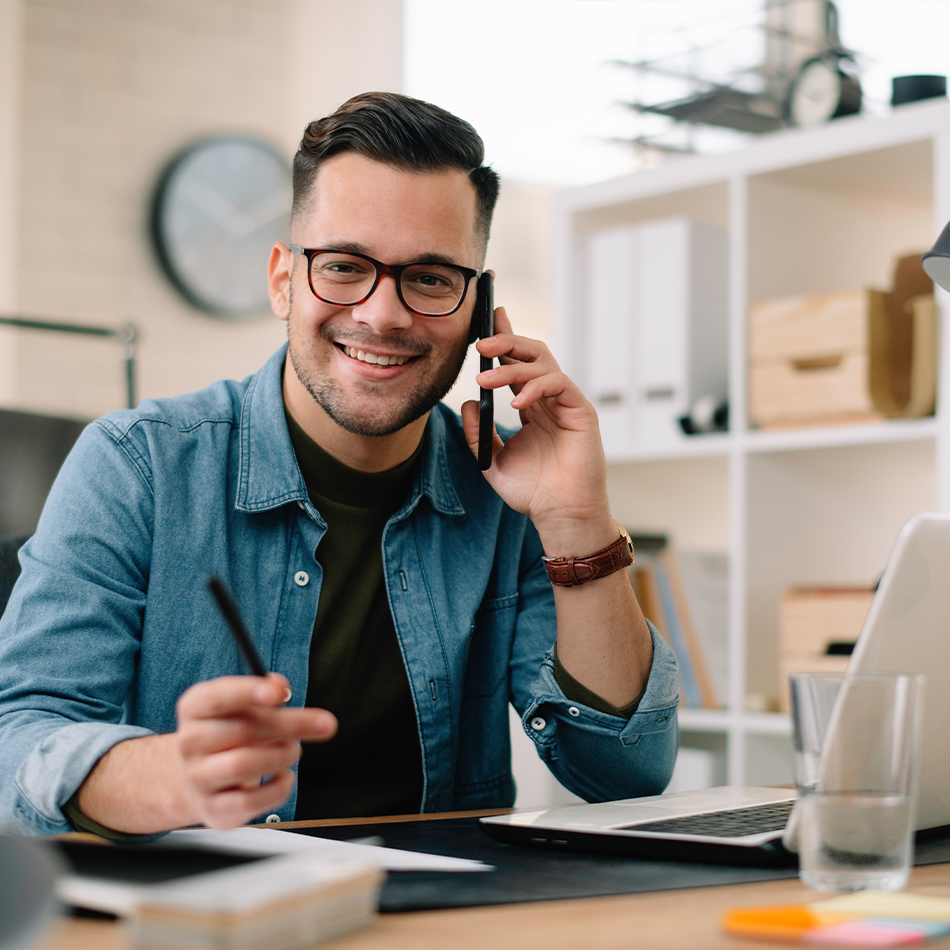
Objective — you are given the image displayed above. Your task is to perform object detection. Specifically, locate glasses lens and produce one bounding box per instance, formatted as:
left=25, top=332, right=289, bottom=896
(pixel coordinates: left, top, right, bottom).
left=309, top=252, right=377, bottom=305
left=400, top=263, right=466, bottom=315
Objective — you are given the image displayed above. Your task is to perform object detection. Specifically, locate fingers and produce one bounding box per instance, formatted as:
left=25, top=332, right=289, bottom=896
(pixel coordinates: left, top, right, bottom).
left=491, top=304, right=514, bottom=336
left=475, top=307, right=560, bottom=371
left=186, top=738, right=303, bottom=792
left=178, top=674, right=335, bottom=734
left=460, top=399, right=505, bottom=464
left=177, top=673, right=285, bottom=719
left=175, top=674, right=338, bottom=828
left=177, top=707, right=332, bottom=759
left=197, top=771, right=298, bottom=831
left=477, top=356, right=592, bottom=416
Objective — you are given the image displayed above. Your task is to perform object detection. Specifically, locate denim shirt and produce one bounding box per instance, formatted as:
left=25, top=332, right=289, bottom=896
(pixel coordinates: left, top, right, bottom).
left=0, top=344, right=679, bottom=836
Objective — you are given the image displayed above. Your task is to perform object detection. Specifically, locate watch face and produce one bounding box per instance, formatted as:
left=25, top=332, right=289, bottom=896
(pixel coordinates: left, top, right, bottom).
left=790, top=59, right=842, bottom=127
left=151, top=135, right=292, bottom=319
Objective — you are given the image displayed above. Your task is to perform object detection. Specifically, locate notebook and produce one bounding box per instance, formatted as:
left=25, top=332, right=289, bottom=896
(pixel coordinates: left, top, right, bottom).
left=481, top=511, right=950, bottom=867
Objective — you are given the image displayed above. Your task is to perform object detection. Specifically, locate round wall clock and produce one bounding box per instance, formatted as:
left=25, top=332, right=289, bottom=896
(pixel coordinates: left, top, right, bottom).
left=787, top=54, right=862, bottom=128
left=151, top=135, right=292, bottom=319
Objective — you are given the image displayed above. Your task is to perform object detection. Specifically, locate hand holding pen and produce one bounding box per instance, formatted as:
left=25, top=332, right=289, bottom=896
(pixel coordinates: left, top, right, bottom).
left=166, top=577, right=337, bottom=829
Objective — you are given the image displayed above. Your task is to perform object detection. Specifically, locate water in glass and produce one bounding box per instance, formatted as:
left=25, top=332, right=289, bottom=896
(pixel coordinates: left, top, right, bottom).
left=798, top=791, right=914, bottom=892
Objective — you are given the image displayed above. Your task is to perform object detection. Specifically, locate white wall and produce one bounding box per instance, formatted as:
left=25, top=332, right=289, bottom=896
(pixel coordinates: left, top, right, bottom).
left=1, top=0, right=402, bottom=420
left=0, top=0, right=23, bottom=402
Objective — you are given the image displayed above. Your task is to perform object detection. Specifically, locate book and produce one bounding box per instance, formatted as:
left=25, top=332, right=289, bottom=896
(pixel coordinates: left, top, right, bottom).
left=661, top=548, right=717, bottom=709
left=628, top=534, right=714, bottom=709
left=125, top=853, right=383, bottom=950
left=675, top=551, right=730, bottom=709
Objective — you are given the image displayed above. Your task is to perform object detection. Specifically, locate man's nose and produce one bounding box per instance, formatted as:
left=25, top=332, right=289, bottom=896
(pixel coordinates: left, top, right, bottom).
left=350, top=274, right=414, bottom=333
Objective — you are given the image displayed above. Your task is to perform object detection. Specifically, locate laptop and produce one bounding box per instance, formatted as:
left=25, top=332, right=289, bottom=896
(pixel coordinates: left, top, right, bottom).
left=481, top=511, right=950, bottom=867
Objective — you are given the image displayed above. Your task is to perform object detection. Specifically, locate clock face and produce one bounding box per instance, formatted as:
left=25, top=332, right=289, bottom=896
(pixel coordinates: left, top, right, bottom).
left=151, top=135, right=292, bottom=319
left=790, top=59, right=842, bottom=128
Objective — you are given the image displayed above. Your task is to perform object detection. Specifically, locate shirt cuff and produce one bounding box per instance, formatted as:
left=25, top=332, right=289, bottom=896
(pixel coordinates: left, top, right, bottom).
left=61, top=791, right=147, bottom=842
left=553, top=643, right=647, bottom=718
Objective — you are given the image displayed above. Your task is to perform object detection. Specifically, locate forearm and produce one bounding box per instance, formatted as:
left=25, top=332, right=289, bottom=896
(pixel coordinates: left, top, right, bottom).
left=76, top=733, right=198, bottom=835
left=537, top=515, right=653, bottom=710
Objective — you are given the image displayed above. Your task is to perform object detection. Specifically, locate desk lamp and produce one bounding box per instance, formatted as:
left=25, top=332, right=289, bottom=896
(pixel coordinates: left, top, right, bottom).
left=922, top=223, right=950, bottom=291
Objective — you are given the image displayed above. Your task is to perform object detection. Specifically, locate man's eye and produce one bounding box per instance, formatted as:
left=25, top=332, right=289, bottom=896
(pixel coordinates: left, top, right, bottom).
left=414, top=273, right=449, bottom=287
left=314, top=259, right=372, bottom=281
left=404, top=267, right=461, bottom=295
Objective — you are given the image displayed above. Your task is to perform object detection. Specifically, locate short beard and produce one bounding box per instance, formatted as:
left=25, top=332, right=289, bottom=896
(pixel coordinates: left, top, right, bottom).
left=286, top=292, right=470, bottom=438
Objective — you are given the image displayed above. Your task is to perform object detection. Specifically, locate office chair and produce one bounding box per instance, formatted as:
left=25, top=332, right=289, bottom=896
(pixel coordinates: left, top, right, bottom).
left=0, top=534, right=29, bottom=620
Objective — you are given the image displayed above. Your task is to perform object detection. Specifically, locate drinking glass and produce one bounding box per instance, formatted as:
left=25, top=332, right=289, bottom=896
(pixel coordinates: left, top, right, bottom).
left=789, top=671, right=925, bottom=892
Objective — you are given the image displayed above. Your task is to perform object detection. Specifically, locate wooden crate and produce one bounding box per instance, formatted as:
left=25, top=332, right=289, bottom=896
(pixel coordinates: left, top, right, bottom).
left=750, top=290, right=869, bottom=363
left=749, top=290, right=882, bottom=428
left=749, top=255, right=936, bottom=429
left=778, top=586, right=874, bottom=712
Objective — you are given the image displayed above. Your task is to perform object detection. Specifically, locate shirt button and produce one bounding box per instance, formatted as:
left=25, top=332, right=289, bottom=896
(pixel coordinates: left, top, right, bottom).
left=283, top=686, right=293, bottom=703
left=531, top=716, right=546, bottom=731
left=265, top=814, right=281, bottom=824
left=297, top=501, right=305, bottom=510
left=568, top=706, right=580, bottom=718
left=294, top=571, right=309, bottom=587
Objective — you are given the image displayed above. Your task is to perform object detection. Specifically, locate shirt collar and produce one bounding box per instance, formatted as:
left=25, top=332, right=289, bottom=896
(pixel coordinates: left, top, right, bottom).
left=236, top=344, right=465, bottom=517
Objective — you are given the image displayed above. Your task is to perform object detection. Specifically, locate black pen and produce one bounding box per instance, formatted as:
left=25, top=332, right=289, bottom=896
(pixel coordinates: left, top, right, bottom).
left=207, top=575, right=268, bottom=677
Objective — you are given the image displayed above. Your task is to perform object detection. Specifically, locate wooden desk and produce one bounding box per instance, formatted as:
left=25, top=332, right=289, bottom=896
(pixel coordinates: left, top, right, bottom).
left=38, top=811, right=950, bottom=950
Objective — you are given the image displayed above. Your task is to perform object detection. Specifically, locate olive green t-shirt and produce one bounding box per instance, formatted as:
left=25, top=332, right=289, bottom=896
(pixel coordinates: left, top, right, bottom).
left=286, top=411, right=424, bottom=819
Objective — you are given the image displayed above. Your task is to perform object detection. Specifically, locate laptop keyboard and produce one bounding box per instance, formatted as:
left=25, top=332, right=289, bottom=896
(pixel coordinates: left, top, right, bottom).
left=619, top=800, right=795, bottom=838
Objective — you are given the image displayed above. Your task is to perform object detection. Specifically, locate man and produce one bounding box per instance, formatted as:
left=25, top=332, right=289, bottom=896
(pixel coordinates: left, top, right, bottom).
left=0, top=93, right=678, bottom=837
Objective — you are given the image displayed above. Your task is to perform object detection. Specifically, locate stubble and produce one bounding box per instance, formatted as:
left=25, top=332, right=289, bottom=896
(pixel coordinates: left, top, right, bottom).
left=286, top=290, right=471, bottom=438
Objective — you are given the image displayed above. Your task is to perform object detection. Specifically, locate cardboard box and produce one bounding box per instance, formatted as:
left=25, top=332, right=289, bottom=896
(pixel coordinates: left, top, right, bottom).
left=778, top=586, right=874, bottom=713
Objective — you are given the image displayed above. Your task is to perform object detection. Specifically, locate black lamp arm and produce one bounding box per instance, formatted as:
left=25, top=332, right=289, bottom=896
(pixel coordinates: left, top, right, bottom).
left=0, top=316, right=138, bottom=409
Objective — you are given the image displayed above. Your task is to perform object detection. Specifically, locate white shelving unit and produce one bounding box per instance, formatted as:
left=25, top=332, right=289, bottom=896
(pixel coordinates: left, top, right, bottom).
left=551, top=97, right=950, bottom=788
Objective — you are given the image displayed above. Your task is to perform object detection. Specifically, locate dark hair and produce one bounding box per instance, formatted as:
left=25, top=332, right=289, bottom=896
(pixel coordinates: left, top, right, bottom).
left=293, top=92, right=500, bottom=256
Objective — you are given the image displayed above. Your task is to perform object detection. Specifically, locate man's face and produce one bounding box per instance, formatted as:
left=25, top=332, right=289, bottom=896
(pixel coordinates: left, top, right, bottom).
left=277, top=152, right=480, bottom=439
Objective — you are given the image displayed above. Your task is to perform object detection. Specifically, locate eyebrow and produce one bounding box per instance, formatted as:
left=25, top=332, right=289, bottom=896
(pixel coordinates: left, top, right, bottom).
left=318, top=241, right=468, bottom=268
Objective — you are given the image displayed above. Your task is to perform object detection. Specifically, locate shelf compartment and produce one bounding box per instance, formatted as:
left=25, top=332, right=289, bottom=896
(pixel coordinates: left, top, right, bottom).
left=746, top=141, right=935, bottom=307
left=608, top=454, right=729, bottom=554
left=745, top=439, right=936, bottom=706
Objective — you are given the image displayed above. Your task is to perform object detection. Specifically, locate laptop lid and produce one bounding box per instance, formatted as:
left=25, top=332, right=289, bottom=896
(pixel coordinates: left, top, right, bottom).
left=847, top=511, right=950, bottom=830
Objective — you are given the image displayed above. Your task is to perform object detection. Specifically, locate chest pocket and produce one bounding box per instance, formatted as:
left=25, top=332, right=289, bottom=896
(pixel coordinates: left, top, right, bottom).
left=462, top=593, right=518, bottom=698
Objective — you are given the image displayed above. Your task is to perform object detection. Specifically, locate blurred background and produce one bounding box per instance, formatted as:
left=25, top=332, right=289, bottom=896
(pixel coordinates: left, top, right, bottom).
left=2, top=0, right=949, bottom=805
left=2, top=0, right=949, bottom=523
left=3, top=0, right=949, bottom=424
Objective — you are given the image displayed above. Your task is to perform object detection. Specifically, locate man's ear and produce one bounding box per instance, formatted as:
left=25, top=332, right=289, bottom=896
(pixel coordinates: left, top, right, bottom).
left=268, top=242, right=293, bottom=321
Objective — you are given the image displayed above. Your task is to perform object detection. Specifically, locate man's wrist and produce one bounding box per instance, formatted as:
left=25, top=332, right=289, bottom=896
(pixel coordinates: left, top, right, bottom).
left=534, top=511, right=618, bottom=558
left=542, top=520, right=633, bottom=587
left=76, top=733, right=198, bottom=835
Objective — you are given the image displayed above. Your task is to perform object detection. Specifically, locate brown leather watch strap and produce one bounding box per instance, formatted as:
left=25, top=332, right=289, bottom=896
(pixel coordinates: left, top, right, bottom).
left=542, top=522, right=634, bottom=587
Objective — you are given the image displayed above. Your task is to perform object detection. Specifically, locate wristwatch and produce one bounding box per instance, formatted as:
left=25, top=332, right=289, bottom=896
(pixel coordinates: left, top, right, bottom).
left=542, top=521, right=634, bottom=587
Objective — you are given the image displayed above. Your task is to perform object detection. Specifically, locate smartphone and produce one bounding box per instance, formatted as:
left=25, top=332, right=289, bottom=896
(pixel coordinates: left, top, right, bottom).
left=475, top=272, right=494, bottom=470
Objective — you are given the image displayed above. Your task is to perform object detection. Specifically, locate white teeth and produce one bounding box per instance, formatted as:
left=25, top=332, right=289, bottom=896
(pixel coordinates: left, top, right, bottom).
left=343, top=346, right=410, bottom=366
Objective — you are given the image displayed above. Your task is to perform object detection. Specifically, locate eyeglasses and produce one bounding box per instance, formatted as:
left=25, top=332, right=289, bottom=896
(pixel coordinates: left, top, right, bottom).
left=289, top=246, right=481, bottom=317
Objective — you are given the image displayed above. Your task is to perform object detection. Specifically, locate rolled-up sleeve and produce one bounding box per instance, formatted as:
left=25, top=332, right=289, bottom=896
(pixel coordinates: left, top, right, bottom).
left=521, top=622, right=679, bottom=802
left=508, top=520, right=680, bottom=802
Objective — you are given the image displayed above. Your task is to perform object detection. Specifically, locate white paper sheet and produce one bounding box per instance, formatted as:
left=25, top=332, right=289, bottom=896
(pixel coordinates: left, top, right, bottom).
left=164, top=826, right=493, bottom=871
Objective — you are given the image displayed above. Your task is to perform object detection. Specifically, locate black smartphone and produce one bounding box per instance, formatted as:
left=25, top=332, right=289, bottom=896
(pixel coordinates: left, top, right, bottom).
left=475, top=272, right=494, bottom=470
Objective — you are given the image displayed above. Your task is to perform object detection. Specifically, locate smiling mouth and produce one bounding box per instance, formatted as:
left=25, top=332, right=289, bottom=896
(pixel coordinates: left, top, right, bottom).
left=341, top=345, right=416, bottom=367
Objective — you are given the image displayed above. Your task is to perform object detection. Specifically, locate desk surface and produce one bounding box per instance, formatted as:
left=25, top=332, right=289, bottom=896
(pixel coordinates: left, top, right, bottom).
left=38, top=811, right=950, bottom=950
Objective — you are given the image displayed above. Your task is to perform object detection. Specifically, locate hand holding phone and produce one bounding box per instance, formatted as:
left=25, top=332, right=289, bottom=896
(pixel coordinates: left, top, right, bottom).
left=476, top=273, right=494, bottom=470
